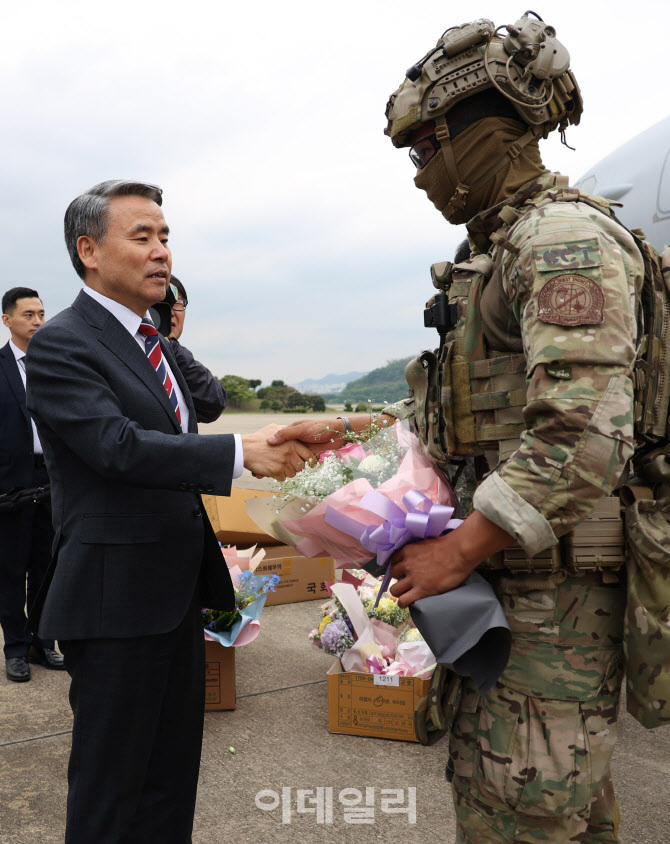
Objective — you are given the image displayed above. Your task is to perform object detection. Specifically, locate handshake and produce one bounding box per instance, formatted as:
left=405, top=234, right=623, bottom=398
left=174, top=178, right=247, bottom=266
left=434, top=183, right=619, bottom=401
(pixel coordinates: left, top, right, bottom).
left=241, top=415, right=394, bottom=482
left=241, top=423, right=323, bottom=482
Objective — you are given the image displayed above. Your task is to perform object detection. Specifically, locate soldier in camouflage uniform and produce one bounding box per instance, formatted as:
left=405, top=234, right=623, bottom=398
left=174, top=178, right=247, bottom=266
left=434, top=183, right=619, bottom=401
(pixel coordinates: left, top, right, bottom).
left=270, top=12, right=663, bottom=843
left=376, top=15, right=640, bottom=842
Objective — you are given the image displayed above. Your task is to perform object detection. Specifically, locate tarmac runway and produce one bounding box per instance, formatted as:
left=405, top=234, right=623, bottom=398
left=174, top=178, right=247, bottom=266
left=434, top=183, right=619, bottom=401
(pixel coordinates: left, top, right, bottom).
left=0, top=413, right=667, bottom=842
left=1, top=600, right=668, bottom=843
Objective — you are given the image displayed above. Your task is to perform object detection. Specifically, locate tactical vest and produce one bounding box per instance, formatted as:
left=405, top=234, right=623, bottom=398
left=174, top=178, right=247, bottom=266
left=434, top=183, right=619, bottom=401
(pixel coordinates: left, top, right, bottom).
left=405, top=186, right=670, bottom=575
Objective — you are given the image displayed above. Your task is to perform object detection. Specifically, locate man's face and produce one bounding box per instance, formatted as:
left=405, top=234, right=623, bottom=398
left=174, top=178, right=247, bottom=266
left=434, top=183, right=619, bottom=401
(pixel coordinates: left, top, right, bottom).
left=79, top=195, right=172, bottom=316
left=2, top=297, right=45, bottom=349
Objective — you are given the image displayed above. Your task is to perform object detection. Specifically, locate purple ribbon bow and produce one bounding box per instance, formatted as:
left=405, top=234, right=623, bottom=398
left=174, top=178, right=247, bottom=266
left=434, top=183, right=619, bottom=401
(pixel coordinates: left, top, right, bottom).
left=325, top=490, right=462, bottom=606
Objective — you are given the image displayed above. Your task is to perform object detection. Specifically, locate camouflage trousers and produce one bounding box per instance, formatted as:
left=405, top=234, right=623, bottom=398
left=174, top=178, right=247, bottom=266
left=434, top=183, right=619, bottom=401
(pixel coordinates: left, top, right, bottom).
left=450, top=571, right=626, bottom=843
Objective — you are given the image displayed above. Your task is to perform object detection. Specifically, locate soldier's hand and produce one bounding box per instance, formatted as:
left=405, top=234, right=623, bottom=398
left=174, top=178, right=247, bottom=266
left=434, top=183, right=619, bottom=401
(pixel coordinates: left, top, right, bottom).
left=388, top=534, right=475, bottom=608
left=388, top=511, right=515, bottom=608
left=267, top=414, right=396, bottom=454
left=242, top=425, right=316, bottom=481
left=266, top=418, right=348, bottom=455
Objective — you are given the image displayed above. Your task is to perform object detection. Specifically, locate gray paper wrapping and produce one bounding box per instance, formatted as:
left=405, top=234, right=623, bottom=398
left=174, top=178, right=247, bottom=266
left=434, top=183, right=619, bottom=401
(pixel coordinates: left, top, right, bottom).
left=408, top=572, right=511, bottom=696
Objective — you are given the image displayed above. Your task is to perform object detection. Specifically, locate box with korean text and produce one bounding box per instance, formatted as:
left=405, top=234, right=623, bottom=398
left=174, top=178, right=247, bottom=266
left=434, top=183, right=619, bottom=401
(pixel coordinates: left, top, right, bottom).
left=326, top=660, right=429, bottom=742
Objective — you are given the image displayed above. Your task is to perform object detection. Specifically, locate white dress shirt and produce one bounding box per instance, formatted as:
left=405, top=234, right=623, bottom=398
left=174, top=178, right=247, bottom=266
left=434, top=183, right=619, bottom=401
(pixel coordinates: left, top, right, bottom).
left=82, top=287, right=242, bottom=477
left=9, top=339, right=43, bottom=455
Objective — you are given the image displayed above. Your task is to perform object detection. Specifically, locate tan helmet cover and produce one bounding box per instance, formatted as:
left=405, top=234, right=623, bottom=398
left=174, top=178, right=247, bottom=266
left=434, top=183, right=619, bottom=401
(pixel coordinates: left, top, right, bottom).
left=385, top=12, right=582, bottom=148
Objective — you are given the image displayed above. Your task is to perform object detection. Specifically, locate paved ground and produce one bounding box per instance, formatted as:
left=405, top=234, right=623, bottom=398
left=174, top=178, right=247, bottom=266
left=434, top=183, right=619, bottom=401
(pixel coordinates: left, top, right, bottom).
left=0, top=413, right=666, bottom=842
left=1, top=598, right=668, bottom=843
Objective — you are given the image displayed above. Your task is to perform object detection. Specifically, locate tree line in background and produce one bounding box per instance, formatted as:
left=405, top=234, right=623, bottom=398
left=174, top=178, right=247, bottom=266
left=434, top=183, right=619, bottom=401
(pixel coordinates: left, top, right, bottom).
left=217, top=356, right=413, bottom=412
left=218, top=376, right=326, bottom=412
left=322, top=357, right=413, bottom=404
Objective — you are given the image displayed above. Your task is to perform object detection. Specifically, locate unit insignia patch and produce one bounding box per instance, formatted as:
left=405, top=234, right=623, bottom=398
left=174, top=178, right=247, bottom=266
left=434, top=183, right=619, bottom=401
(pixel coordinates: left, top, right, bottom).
left=537, top=273, right=605, bottom=326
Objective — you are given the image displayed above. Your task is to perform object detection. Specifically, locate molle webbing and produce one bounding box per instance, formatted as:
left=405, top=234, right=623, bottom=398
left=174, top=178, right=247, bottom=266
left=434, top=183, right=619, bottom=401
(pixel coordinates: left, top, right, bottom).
left=467, top=354, right=527, bottom=445
left=406, top=256, right=529, bottom=461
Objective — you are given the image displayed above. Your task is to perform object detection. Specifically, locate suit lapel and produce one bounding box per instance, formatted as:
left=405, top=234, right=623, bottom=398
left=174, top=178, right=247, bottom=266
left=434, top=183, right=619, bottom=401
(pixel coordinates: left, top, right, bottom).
left=72, top=292, right=183, bottom=434
left=0, top=342, right=30, bottom=426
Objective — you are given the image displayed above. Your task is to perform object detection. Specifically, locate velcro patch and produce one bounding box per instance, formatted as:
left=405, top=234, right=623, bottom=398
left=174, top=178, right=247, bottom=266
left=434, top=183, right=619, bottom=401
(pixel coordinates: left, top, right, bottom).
left=537, top=274, right=605, bottom=326
left=533, top=239, right=602, bottom=272
left=546, top=362, right=572, bottom=380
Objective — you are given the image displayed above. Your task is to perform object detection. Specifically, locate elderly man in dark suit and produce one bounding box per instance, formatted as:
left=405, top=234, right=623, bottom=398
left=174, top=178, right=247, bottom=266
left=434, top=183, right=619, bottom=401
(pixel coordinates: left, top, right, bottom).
left=26, top=180, right=315, bottom=844
left=0, top=287, right=64, bottom=681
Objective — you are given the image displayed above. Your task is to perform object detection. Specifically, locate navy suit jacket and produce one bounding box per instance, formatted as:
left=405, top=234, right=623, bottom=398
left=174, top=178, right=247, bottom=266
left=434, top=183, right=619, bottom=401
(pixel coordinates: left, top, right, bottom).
left=0, top=341, right=34, bottom=494
left=25, top=290, right=236, bottom=641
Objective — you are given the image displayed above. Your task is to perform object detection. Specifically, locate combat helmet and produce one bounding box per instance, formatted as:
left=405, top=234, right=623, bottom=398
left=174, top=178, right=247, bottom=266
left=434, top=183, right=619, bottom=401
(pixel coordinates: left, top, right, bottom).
left=385, top=11, right=582, bottom=216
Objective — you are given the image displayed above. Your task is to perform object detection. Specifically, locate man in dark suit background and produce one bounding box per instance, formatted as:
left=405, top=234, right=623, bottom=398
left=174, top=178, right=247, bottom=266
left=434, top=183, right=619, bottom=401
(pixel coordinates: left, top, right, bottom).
left=0, top=287, right=64, bottom=681
left=26, top=179, right=315, bottom=844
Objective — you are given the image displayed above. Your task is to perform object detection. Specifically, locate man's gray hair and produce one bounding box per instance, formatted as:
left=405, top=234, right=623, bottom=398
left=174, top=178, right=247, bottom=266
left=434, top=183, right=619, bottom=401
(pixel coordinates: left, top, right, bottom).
left=64, top=180, right=163, bottom=280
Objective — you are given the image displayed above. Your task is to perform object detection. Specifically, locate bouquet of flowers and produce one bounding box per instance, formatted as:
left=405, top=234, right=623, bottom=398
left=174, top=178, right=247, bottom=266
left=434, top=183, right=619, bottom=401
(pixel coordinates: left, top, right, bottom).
left=247, top=420, right=513, bottom=696
left=248, top=420, right=462, bottom=601
left=309, top=570, right=436, bottom=678
left=202, top=546, right=279, bottom=647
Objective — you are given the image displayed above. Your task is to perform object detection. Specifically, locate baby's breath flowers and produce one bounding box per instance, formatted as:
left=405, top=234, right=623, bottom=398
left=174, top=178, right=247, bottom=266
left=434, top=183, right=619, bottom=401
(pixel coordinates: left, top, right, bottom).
left=272, top=415, right=404, bottom=509
left=273, top=454, right=349, bottom=510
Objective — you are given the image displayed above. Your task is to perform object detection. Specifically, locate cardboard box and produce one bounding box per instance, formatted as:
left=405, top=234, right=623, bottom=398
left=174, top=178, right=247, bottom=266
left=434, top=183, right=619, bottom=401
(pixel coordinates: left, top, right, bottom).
left=204, top=639, right=236, bottom=711
left=327, top=661, right=430, bottom=742
left=254, top=545, right=334, bottom=606
left=202, top=488, right=282, bottom=546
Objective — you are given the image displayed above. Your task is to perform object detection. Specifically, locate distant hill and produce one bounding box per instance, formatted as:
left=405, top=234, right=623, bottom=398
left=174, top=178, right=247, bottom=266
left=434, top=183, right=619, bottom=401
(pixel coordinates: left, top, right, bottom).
left=292, top=371, right=368, bottom=395
left=337, top=357, right=414, bottom=404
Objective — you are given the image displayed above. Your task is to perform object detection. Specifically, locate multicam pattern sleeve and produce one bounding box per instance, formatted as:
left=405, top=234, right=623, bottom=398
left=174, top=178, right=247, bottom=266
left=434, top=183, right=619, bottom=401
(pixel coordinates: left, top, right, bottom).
left=473, top=197, right=645, bottom=555
left=381, top=396, right=415, bottom=421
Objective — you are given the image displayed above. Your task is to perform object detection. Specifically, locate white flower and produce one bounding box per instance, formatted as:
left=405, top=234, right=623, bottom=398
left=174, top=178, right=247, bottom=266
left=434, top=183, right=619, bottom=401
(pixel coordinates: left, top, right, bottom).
left=358, top=454, right=384, bottom=473
left=357, top=585, right=377, bottom=604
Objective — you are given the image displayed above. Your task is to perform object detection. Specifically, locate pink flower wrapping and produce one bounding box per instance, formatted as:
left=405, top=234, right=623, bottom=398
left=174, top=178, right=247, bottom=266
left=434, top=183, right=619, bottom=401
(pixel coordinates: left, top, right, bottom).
left=282, top=424, right=457, bottom=569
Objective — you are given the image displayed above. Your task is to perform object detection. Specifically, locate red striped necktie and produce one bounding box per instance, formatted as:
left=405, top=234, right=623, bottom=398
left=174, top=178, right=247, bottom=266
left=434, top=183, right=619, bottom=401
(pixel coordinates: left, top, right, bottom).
left=137, top=318, right=182, bottom=425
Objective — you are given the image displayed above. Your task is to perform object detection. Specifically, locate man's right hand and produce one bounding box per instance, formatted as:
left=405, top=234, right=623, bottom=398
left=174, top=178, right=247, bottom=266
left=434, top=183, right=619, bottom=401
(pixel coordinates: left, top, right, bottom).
left=242, top=424, right=317, bottom=481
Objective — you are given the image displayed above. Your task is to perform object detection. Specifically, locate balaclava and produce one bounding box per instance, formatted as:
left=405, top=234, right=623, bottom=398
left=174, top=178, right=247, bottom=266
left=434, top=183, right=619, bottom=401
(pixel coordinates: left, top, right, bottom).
left=414, top=116, right=548, bottom=225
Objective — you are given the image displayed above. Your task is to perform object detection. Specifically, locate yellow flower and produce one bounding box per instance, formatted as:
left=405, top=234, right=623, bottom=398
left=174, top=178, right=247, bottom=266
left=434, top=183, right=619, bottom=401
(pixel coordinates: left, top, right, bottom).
left=319, top=616, right=333, bottom=635
left=377, top=598, right=396, bottom=613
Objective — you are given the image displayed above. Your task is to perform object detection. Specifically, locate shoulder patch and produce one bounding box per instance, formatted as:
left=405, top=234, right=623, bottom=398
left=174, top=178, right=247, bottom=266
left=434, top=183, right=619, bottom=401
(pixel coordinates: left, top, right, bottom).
left=533, top=238, right=602, bottom=272
left=537, top=274, right=605, bottom=326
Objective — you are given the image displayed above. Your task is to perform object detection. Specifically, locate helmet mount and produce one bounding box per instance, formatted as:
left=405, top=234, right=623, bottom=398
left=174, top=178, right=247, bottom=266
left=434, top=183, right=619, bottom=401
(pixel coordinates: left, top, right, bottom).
left=385, top=11, right=582, bottom=221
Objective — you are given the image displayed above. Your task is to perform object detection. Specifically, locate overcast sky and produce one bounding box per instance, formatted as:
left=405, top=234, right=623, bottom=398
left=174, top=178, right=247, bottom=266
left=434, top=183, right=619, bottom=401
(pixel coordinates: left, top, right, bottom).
left=1, top=1, right=668, bottom=385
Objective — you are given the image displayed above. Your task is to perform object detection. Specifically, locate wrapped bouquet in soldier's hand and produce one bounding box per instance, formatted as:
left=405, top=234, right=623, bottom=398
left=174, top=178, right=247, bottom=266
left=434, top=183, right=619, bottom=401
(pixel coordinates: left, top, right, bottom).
left=247, top=419, right=511, bottom=695
left=247, top=420, right=462, bottom=585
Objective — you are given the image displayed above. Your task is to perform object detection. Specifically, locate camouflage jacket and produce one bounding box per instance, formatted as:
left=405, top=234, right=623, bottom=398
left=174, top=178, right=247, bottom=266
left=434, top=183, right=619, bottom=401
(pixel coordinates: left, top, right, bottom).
left=390, top=172, right=645, bottom=556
